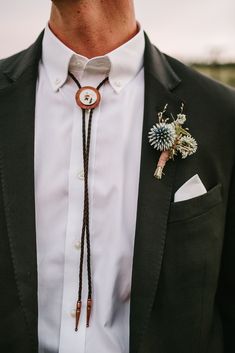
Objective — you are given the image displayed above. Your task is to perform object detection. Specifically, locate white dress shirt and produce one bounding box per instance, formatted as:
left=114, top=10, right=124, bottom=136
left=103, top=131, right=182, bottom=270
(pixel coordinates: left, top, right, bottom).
left=35, top=25, right=145, bottom=353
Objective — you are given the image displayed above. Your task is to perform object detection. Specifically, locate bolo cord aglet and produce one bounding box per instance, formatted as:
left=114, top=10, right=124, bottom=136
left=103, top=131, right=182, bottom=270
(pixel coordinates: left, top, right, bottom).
left=86, top=298, right=92, bottom=327
left=75, top=300, right=82, bottom=331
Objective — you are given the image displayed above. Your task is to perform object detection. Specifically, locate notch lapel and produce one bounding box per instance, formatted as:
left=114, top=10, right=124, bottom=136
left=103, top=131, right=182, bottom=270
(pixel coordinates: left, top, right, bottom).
left=130, top=35, right=183, bottom=353
left=0, top=33, right=43, bottom=346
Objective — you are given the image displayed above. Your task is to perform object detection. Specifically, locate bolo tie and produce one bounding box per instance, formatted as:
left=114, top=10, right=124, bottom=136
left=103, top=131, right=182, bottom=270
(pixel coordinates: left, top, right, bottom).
left=68, top=72, right=109, bottom=331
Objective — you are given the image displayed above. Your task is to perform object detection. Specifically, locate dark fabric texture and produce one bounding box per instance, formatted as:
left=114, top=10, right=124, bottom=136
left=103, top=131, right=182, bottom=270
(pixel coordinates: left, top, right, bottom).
left=0, top=31, right=235, bottom=353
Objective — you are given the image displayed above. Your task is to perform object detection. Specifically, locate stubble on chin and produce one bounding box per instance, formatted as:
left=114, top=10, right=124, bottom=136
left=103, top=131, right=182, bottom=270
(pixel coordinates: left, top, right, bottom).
left=51, top=0, right=83, bottom=3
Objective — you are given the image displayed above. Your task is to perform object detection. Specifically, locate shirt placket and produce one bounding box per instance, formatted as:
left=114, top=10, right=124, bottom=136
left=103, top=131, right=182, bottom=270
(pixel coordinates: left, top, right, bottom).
left=58, top=84, right=86, bottom=352
left=58, top=70, right=103, bottom=353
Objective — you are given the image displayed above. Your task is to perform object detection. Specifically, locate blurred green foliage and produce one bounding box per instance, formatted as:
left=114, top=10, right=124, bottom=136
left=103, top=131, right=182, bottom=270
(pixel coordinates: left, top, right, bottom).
left=191, top=63, right=235, bottom=88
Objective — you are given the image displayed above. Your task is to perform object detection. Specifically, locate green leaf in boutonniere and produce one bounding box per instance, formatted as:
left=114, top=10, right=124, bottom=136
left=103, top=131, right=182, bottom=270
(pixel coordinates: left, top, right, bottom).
left=148, top=103, right=198, bottom=179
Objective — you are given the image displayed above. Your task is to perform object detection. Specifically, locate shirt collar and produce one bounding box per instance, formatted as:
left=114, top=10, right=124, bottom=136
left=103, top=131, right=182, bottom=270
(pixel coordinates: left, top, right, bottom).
left=42, top=24, right=145, bottom=93
left=107, top=24, right=145, bottom=93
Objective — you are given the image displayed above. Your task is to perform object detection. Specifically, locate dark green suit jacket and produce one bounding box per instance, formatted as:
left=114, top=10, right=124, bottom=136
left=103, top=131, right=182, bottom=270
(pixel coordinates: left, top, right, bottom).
left=0, top=31, right=235, bottom=353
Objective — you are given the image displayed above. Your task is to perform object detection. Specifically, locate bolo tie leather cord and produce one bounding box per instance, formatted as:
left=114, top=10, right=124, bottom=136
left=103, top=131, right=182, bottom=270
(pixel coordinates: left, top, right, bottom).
left=68, top=72, right=109, bottom=331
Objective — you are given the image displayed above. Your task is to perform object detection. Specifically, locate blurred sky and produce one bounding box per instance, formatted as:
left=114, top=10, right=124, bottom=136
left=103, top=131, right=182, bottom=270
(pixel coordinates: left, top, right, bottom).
left=1, top=0, right=235, bottom=62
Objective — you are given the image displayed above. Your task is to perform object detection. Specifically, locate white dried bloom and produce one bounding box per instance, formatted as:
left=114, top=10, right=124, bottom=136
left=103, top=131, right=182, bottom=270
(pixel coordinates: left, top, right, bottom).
left=176, top=135, right=198, bottom=159
left=175, top=114, right=186, bottom=125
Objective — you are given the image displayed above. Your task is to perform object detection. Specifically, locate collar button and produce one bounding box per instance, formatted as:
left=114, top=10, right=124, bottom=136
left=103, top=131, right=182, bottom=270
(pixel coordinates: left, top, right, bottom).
left=115, top=81, right=122, bottom=88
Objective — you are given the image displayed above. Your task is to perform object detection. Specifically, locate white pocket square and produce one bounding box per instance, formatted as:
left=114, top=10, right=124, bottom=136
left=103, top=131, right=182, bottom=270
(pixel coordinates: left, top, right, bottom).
left=174, top=174, right=207, bottom=202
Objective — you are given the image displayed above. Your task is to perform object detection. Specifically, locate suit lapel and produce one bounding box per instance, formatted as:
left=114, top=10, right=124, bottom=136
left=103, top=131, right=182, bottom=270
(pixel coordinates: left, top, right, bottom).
left=130, top=35, right=182, bottom=353
left=0, top=33, right=43, bottom=345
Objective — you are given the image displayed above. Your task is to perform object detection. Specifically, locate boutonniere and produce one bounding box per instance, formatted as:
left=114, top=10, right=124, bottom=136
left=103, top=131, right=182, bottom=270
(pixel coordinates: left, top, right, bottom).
left=148, top=103, right=198, bottom=179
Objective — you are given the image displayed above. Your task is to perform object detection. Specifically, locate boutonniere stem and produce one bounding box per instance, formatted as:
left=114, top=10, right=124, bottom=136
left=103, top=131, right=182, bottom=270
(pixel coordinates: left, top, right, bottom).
left=154, top=150, right=170, bottom=179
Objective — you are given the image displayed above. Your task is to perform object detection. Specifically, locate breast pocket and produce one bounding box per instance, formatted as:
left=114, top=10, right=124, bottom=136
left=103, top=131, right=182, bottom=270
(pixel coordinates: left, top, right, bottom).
left=168, top=183, right=223, bottom=223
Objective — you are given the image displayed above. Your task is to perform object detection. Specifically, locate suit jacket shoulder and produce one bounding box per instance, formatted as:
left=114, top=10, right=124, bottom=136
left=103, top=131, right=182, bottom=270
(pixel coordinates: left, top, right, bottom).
left=0, top=31, right=44, bottom=89
left=166, top=53, right=235, bottom=116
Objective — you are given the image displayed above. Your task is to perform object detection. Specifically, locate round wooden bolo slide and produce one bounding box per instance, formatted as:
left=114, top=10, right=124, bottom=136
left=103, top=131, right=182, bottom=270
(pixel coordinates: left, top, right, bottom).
left=76, top=86, right=101, bottom=110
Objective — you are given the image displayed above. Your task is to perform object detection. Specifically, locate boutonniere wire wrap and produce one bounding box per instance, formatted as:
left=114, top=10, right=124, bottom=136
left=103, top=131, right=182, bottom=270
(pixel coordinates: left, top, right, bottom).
left=148, top=103, right=198, bottom=179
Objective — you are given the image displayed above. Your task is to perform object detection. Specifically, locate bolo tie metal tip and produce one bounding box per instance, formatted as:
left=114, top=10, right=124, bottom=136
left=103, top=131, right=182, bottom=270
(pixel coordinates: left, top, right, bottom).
left=75, top=300, right=82, bottom=332
left=86, top=298, right=92, bottom=327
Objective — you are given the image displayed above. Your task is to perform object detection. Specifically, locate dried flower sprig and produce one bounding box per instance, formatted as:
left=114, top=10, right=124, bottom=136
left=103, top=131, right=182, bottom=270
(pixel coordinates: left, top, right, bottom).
left=148, top=103, right=198, bottom=179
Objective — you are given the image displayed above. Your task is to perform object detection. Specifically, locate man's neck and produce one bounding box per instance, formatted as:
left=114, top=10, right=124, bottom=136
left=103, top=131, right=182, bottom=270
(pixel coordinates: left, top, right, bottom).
left=49, top=0, right=138, bottom=58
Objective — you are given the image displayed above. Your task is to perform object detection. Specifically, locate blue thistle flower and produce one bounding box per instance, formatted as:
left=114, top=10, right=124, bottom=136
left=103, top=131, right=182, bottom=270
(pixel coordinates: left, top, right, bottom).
left=148, top=122, right=176, bottom=151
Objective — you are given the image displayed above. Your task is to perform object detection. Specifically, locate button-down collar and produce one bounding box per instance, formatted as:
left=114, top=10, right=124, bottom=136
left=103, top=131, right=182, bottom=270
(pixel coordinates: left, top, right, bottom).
left=42, top=24, right=145, bottom=93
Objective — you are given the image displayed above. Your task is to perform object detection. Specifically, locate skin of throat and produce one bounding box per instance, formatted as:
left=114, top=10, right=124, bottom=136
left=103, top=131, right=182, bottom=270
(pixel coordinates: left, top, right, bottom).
left=49, top=0, right=138, bottom=58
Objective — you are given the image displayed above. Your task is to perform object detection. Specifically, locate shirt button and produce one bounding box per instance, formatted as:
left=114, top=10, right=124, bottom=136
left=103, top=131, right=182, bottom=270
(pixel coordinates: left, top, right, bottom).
left=70, top=309, right=76, bottom=318
left=55, top=78, right=61, bottom=85
left=77, top=170, right=84, bottom=180
left=74, top=240, right=81, bottom=250
left=76, top=60, right=83, bottom=68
